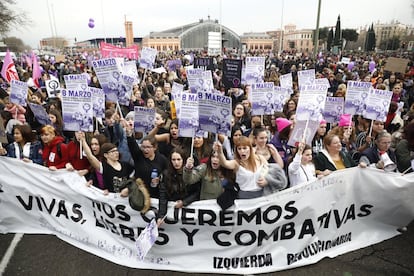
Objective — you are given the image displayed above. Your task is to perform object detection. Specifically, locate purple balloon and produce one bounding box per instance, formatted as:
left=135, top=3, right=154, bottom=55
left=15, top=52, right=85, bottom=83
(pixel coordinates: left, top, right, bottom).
left=347, top=61, right=354, bottom=71
left=88, top=22, right=95, bottom=28
left=369, top=61, right=376, bottom=73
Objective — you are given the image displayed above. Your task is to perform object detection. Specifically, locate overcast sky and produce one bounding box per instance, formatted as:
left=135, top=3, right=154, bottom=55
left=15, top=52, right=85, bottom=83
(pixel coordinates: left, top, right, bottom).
left=9, top=0, right=414, bottom=48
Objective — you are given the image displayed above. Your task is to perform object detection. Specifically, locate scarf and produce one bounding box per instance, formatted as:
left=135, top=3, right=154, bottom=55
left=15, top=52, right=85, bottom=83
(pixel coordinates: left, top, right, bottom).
left=14, top=142, right=31, bottom=159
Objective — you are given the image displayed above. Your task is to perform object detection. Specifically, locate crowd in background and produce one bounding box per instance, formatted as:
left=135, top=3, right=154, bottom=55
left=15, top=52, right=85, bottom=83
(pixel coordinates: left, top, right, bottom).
left=0, top=48, right=413, bottom=215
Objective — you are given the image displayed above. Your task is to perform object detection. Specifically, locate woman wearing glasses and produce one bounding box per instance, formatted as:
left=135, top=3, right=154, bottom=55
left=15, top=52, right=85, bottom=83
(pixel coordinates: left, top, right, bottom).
left=126, top=133, right=168, bottom=199
left=81, top=138, right=134, bottom=195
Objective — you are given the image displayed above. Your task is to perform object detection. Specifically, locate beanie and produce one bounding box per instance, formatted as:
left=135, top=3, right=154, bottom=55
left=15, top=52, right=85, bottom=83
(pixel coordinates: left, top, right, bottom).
left=125, top=111, right=134, bottom=120
left=275, top=118, right=292, bottom=132
left=338, top=114, right=352, bottom=127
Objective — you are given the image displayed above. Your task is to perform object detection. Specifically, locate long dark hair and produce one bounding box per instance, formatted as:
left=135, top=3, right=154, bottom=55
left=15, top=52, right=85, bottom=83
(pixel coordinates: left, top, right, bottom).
left=230, top=124, right=243, bottom=150
left=14, top=124, right=36, bottom=143
left=205, top=149, right=235, bottom=184
left=165, top=148, right=187, bottom=196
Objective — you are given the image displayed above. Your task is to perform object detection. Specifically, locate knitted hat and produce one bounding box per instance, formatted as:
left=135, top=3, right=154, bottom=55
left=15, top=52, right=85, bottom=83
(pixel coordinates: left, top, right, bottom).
left=320, top=119, right=327, bottom=125
left=125, top=111, right=134, bottom=120
left=338, top=114, right=352, bottom=127
left=275, top=118, right=292, bottom=132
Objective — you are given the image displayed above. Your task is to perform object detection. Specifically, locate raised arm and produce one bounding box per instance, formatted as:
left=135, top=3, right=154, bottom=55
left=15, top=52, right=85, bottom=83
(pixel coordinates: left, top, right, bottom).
left=81, top=136, right=101, bottom=171
left=213, top=141, right=238, bottom=170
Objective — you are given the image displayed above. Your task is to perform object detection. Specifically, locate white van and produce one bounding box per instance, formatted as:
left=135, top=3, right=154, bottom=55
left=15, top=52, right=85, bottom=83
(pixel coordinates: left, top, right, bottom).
left=0, top=52, right=17, bottom=61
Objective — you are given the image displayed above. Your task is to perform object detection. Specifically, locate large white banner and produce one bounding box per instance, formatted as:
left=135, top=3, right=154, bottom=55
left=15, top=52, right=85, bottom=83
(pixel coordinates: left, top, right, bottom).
left=0, top=157, right=413, bottom=274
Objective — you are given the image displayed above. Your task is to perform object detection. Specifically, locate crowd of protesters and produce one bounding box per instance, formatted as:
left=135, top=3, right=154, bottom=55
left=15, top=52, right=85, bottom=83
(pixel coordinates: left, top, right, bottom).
left=0, top=48, right=414, bottom=217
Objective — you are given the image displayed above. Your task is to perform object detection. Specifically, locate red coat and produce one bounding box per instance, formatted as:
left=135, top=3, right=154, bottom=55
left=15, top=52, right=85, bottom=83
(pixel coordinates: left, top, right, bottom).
left=67, top=141, right=90, bottom=170
left=42, top=136, right=68, bottom=169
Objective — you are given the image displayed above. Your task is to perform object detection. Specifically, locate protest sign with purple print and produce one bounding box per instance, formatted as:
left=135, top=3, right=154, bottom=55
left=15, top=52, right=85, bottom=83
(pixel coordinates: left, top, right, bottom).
left=171, top=82, right=184, bottom=118
left=10, top=80, right=28, bottom=106
left=288, top=120, right=319, bottom=147
left=61, top=89, right=93, bottom=132
left=186, top=68, right=204, bottom=93
left=92, top=58, right=125, bottom=103
left=296, top=84, right=328, bottom=122
left=273, top=86, right=291, bottom=113
left=89, top=87, right=105, bottom=118
left=28, top=103, right=51, bottom=126
left=135, top=219, right=159, bottom=261
left=167, top=59, right=182, bottom=72
left=250, top=82, right=275, bottom=115
left=323, top=96, right=345, bottom=123
left=123, top=60, right=140, bottom=84
left=245, top=57, right=265, bottom=85
left=139, top=47, right=157, bottom=70
left=63, top=74, right=89, bottom=90
left=298, top=69, right=316, bottom=91
left=118, top=74, right=134, bottom=106
left=178, top=92, right=199, bottom=137
left=363, top=88, right=393, bottom=122
left=344, top=81, right=372, bottom=115
left=133, top=106, right=155, bottom=134
left=198, top=92, right=232, bottom=136
left=279, top=72, right=293, bottom=94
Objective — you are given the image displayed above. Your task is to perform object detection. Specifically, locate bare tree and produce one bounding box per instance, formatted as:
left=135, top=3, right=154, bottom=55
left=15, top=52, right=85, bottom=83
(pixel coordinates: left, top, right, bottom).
left=0, top=0, right=30, bottom=36
left=412, top=0, right=414, bottom=16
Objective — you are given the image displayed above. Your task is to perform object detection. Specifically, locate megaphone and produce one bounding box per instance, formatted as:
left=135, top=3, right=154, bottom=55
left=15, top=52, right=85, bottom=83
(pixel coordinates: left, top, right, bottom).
left=380, top=152, right=397, bottom=172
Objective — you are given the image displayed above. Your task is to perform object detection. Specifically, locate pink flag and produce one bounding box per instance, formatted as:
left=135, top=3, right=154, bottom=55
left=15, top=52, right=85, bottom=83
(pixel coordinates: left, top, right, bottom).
left=1, top=50, right=19, bottom=83
left=25, top=54, right=32, bottom=69
left=32, top=53, right=42, bottom=88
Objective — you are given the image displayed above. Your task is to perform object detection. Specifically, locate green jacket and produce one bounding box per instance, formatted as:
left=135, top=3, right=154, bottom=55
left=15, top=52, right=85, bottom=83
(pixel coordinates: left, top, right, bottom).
left=183, top=164, right=224, bottom=200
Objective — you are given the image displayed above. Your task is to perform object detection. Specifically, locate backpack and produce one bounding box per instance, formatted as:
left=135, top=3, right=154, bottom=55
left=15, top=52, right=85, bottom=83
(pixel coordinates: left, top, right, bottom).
left=56, top=142, right=62, bottom=158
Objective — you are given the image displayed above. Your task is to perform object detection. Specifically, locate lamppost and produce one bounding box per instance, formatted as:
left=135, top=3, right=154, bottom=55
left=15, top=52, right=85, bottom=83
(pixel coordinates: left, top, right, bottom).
left=313, top=0, right=322, bottom=58
left=279, top=0, right=284, bottom=55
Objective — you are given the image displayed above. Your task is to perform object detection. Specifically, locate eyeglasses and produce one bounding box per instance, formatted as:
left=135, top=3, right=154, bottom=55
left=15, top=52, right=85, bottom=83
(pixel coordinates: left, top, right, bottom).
left=141, top=145, right=154, bottom=149
left=107, top=149, right=119, bottom=154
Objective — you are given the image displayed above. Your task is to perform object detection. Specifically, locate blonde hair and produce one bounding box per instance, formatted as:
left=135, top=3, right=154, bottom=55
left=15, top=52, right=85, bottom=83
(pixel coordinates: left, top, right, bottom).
left=40, top=125, right=57, bottom=136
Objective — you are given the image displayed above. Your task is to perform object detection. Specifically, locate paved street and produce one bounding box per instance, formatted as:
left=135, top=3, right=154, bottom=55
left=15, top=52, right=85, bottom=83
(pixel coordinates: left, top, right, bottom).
left=1, top=221, right=413, bottom=276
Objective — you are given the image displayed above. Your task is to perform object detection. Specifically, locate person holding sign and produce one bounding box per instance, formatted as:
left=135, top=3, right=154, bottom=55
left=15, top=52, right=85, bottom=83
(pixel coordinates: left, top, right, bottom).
left=158, top=148, right=200, bottom=220
left=3, top=96, right=26, bottom=124
left=0, top=124, right=43, bottom=165
left=288, top=142, right=317, bottom=187
left=40, top=125, right=69, bottom=170
left=65, top=131, right=91, bottom=175
left=356, top=120, right=385, bottom=153
left=183, top=149, right=235, bottom=200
